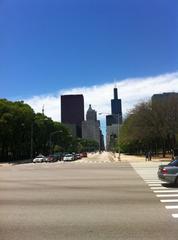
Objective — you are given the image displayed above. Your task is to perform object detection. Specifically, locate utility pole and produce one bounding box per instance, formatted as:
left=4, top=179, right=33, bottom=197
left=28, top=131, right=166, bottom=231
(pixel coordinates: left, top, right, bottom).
left=30, top=122, right=33, bottom=159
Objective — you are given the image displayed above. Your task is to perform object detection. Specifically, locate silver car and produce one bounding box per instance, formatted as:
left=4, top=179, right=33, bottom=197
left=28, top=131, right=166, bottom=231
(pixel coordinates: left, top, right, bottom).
left=33, top=154, right=46, bottom=163
left=63, top=154, right=74, bottom=161
left=157, top=157, right=178, bottom=185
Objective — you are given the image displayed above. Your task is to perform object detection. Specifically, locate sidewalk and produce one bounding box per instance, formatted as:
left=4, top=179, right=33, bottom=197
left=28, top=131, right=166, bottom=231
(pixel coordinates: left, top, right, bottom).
left=112, top=153, right=171, bottom=163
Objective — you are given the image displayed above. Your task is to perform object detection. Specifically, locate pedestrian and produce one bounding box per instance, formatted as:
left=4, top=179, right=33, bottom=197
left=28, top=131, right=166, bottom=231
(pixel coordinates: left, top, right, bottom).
left=145, top=152, right=149, bottom=161
left=170, top=149, right=174, bottom=160
left=148, top=151, right=152, bottom=161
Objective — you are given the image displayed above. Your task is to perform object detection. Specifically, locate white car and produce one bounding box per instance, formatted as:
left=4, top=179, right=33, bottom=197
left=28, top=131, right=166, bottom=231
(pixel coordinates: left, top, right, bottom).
left=63, top=154, right=74, bottom=161
left=33, top=154, right=46, bottom=163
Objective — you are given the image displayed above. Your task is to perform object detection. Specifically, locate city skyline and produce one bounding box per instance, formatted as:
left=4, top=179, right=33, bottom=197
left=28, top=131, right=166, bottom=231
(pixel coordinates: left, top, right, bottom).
left=1, top=0, right=177, bottom=134
left=25, top=71, right=178, bottom=121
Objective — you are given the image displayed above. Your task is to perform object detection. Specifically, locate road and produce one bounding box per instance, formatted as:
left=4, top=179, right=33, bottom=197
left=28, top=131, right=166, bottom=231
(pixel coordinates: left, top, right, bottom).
left=0, top=152, right=178, bottom=240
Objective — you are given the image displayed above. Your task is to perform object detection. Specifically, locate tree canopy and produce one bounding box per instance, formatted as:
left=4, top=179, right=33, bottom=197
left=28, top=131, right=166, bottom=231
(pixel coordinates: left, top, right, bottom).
left=119, top=95, right=178, bottom=156
left=0, top=99, right=100, bottom=162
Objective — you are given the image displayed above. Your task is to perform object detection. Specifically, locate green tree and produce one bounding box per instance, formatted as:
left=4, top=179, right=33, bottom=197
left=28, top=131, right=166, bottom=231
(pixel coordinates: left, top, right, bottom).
left=119, top=97, right=178, bottom=156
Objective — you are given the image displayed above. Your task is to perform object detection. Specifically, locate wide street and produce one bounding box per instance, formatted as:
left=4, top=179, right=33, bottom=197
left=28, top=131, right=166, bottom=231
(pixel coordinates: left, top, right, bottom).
left=0, top=152, right=178, bottom=240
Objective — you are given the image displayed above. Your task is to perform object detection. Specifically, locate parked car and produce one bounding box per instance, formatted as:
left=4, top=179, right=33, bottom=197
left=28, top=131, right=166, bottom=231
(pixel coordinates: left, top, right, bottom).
left=46, top=155, right=58, bottom=162
left=33, top=154, right=46, bottom=163
left=53, top=152, right=63, bottom=161
left=75, top=153, right=82, bottom=159
left=158, top=157, right=178, bottom=185
left=80, top=152, right=87, bottom=158
left=63, top=154, right=74, bottom=161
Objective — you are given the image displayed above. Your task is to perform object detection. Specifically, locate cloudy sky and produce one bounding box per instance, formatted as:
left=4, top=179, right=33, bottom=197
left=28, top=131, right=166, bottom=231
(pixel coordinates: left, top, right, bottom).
left=1, top=0, right=178, bottom=133
left=25, top=71, right=178, bottom=127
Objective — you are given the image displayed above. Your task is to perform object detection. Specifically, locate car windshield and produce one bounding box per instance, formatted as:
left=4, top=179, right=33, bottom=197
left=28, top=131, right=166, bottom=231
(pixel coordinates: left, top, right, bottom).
left=168, top=159, right=178, bottom=166
left=36, top=154, right=45, bottom=158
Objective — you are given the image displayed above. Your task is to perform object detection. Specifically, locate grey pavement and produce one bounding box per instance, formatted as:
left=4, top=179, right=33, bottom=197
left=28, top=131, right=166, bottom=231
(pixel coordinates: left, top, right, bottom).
left=0, top=153, right=178, bottom=240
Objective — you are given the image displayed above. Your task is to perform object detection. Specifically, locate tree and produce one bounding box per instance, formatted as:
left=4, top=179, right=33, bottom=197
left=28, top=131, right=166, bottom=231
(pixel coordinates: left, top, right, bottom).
left=119, top=96, right=178, bottom=156
left=0, top=99, right=34, bottom=161
left=0, top=99, right=72, bottom=161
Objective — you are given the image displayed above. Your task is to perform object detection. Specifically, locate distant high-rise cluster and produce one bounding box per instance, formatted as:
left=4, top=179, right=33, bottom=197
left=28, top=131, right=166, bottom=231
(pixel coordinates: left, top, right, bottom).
left=106, top=87, right=122, bottom=150
left=61, top=95, right=104, bottom=150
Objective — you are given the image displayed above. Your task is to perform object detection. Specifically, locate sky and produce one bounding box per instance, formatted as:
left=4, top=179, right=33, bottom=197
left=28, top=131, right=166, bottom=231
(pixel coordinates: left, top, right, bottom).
left=1, top=0, right=178, bottom=134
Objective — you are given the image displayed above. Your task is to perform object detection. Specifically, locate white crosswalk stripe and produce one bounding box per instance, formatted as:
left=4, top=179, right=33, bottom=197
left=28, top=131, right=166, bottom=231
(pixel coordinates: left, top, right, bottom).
left=148, top=184, right=162, bottom=186
left=161, top=199, right=178, bottom=203
left=165, top=206, right=178, bottom=209
left=157, top=194, right=178, bottom=197
left=154, top=190, right=178, bottom=193
left=130, top=161, right=178, bottom=220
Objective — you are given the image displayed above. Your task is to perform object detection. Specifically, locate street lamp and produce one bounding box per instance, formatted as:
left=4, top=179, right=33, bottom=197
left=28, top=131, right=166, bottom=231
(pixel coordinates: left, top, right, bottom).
left=49, top=130, right=63, bottom=154
left=99, top=112, right=121, bottom=160
left=30, top=122, right=33, bottom=159
left=30, top=117, right=48, bottom=159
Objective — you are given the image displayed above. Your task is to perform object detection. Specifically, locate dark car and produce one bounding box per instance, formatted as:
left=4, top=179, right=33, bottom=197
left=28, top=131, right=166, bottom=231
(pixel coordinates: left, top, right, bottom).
left=53, top=152, right=63, bottom=161
left=75, top=153, right=82, bottom=159
left=158, top=157, right=178, bottom=185
left=46, top=155, right=58, bottom=162
left=80, top=152, right=87, bottom=158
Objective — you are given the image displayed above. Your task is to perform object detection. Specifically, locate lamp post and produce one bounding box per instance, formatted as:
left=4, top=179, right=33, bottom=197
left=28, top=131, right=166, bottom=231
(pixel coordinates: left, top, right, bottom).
left=49, top=130, right=63, bottom=154
left=99, top=112, right=121, bottom=160
left=30, top=122, right=33, bottom=159
left=30, top=117, right=49, bottom=159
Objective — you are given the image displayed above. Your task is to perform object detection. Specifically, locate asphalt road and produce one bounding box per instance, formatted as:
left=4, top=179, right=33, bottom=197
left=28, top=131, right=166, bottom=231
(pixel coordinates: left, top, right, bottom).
left=0, top=154, right=178, bottom=240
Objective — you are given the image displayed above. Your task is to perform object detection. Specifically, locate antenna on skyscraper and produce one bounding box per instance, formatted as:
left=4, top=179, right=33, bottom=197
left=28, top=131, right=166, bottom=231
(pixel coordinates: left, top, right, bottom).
left=42, top=105, right=44, bottom=115
left=114, top=78, right=117, bottom=88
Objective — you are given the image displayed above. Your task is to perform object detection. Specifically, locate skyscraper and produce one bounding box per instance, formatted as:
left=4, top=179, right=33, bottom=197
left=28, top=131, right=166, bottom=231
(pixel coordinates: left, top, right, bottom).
left=106, top=87, right=122, bottom=150
left=61, top=94, right=84, bottom=138
left=111, top=87, right=122, bottom=124
left=82, top=105, right=100, bottom=145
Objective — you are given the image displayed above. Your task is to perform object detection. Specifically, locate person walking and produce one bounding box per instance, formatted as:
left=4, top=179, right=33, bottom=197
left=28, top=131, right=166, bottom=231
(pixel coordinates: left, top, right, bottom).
left=148, top=151, right=152, bottom=161
left=145, top=152, right=149, bottom=161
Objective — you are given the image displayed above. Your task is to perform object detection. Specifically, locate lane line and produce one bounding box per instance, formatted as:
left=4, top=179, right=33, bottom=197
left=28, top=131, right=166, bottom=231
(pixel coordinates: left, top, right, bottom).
left=151, top=187, right=168, bottom=190
left=160, top=199, right=178, bottom=203
left=172, top=214, right=178, bottom=218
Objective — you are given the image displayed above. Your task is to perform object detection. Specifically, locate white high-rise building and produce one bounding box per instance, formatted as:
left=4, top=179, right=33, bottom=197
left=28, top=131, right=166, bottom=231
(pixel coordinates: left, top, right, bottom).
left=82, top=105, right=100, bottom=145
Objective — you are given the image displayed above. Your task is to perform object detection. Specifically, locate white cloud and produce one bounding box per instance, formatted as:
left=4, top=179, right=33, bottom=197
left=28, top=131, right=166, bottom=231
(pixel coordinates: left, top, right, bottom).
left=25, top=71, right=178, bottom=124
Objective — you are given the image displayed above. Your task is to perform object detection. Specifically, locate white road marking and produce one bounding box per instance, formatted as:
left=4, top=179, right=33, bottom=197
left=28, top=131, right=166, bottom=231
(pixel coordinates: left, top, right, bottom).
left=144, top=180, right=162, bottom=183
left=160, top=199, right=178, bottom=203
left=165, top=205, right=178, bottom=209
left=145, top=182, right=162, bottom=184
left=148, top=184, right=162, bottom=186
left=157, top=194, right=178, bottom=197
left=172, top=214, right=178, bottom=218
left=154, top=190, right=178, bottom=193
left=151, top=187, right=167, bottom=190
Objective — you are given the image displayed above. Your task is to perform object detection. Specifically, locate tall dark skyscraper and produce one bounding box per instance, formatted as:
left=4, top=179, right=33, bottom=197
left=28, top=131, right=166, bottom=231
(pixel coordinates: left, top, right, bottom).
left=111, top=88, right=122, bottom=123
left=106, top=87, right=123, bottom=150
left=61, top=94, right=84, bottom=137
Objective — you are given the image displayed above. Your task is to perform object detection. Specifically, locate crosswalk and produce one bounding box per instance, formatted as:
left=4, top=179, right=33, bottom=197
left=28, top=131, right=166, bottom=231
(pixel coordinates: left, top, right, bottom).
left=144, top=179, right=178, bottom=219
left=62, top=160, right=117, bottom=164
left=130, top=161, right=178, bottom=220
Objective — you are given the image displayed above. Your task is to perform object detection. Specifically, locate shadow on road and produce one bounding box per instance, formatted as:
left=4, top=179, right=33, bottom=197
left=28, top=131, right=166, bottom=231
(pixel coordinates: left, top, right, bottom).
left=162, top=183, right=178, bottom=188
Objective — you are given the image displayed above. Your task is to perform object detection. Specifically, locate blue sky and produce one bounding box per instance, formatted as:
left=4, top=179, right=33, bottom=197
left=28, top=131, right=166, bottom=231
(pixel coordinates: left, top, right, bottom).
left=1, top=0, right=178, bottom=100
